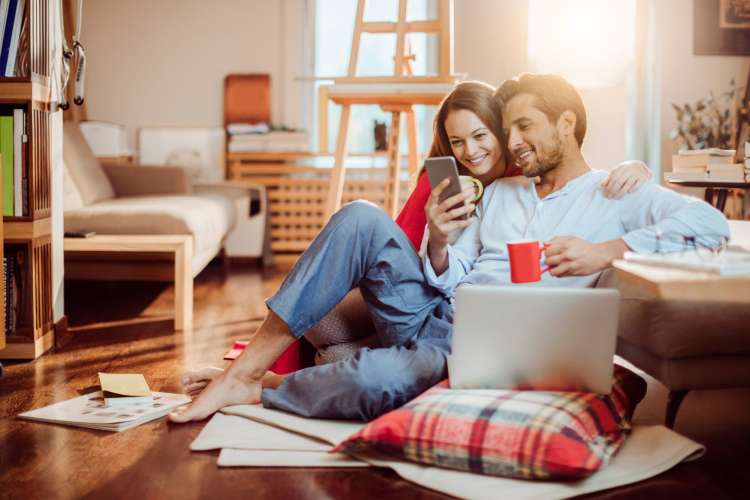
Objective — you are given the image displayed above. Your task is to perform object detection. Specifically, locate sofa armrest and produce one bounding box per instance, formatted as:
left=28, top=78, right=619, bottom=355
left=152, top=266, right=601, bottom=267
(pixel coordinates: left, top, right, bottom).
left=101, top=164, right=192, bottom=197
left=193, top=181, right=265, bottom=201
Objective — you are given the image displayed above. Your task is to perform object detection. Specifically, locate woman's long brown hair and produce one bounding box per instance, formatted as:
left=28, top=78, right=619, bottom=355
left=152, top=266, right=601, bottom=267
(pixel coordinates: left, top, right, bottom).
left=426, top=80, right=507, bottom=176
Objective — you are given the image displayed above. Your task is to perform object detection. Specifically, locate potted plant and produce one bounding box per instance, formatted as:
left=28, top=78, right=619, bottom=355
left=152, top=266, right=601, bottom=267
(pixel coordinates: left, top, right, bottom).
left=669, top=78, right=744, bottom=151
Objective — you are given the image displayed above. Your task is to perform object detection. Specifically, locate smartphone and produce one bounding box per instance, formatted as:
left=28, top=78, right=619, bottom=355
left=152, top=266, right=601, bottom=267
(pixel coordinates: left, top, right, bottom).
left=424, top=156, right=468, bottom=219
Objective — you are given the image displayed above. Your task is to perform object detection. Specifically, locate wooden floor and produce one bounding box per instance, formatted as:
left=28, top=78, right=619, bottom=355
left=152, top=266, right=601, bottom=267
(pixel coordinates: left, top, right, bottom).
left=1, top=261, right=749, bottom=499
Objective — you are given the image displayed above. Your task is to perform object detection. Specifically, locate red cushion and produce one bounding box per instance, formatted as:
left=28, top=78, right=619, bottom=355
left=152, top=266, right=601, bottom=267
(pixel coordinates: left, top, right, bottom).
left=335, top=365, right=647, bottom=480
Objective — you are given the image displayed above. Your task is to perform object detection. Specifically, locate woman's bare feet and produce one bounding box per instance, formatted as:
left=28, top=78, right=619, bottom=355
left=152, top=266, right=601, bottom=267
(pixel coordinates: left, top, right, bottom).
left=180, top=366, right=288, bottom=398
left=169, top=372, right=262, bottom=423
left=182, top=366, right=225, bottom=397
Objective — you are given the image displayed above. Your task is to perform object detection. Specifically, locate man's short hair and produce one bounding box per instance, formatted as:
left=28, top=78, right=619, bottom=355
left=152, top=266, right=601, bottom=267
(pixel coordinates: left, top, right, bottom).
left=494, top=73, right=587, bottom=147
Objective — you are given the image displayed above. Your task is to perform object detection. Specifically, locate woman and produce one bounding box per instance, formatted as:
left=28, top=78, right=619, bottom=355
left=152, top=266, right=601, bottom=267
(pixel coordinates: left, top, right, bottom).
left=177, top=81, right=652, bottom=404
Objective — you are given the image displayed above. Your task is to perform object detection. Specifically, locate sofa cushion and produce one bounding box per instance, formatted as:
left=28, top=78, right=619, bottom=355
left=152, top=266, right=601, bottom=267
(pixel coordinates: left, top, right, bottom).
left=335, top=365, right=646, bottom=480
left=618, top=298, right=750, bottom=359
left=62, top=161, right=84, bottom=211
left=62, top=123, right=115, bottom=205
left=596, top=269, right=750, bottom=359
left=64, top=194, right=234, bottom=257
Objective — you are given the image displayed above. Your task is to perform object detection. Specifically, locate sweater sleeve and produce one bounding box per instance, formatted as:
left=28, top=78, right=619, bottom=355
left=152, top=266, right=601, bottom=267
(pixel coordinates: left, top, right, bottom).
left=395, top=172, right=431, bottom=250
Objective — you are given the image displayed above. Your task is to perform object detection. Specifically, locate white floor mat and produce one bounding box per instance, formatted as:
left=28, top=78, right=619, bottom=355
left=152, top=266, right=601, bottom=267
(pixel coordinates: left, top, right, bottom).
left=210, top=405, right=704, bottom=499
left=218, top=449, right=369, bottom=468
left=190, top=413, right=330, bottom=452
left=220, top=404, right=365, bottom=445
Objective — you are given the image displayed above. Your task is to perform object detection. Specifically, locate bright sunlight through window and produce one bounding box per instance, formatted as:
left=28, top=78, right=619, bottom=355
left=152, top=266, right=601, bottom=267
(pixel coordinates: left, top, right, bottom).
left=528, top=0, right=636, bottom=88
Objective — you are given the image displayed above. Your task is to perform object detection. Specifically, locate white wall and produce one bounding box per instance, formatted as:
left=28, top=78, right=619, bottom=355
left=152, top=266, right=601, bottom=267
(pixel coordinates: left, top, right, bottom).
left=655, top=0, right=749, bottom=174
left=82, top=0, right=748, bottom=175
left=82, top=0, right=310, bottom=149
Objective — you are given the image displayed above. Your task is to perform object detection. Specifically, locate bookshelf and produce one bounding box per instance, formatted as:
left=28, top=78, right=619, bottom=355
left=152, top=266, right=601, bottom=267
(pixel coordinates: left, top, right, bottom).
left=0, top=1, right=55, bottom=360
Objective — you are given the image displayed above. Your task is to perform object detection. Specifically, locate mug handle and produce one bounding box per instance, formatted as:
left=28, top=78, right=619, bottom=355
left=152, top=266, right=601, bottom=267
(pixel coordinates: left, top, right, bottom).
left=469, top=177, right=484, bottom=202
left=540, top=242, right=551, bottom=274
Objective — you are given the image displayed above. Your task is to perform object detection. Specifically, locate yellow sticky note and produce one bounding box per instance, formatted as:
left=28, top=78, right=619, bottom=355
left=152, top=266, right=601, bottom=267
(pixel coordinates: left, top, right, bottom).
left=98, top=373, right=151, bottom=397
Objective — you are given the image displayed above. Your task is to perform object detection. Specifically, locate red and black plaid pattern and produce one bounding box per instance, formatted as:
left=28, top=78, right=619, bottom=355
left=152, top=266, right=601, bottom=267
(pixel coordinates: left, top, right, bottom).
left=336, top=365, right=646, bottom=480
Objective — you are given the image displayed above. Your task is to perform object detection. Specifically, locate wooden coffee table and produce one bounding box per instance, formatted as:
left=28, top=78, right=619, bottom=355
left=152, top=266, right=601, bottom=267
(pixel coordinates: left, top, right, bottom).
left=64, top=235, right=193, bottom=330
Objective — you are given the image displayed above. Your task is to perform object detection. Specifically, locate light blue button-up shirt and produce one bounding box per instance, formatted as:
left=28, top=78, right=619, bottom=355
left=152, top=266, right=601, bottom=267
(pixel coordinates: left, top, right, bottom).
left=424, top=170, right=730, bottom=293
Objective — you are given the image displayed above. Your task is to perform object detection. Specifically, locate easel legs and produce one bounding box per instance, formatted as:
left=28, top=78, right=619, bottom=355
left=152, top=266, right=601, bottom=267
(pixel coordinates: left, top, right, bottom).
left=384, top=110, right=403, bottom=218
left=325, top=104, right=352, bottom=221
left=324, top=103, right=419, bottom=221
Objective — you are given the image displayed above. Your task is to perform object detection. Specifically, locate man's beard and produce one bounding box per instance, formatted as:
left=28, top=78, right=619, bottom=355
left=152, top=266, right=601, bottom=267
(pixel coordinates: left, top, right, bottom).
left=522, top=133, right=564, bottom=178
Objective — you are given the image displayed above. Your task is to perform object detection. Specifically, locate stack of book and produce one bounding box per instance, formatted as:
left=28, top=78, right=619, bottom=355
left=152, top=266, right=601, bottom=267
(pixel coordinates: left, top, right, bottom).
left=226, top=122, right=309, bottom=153
left=745, top=142, right=750, bottom=181
left=666, top=148, right=745, bottom=183
left=3, top=248, right=23, bottom=336
left=0, top=107, right=28, bottom=216
left=0, top=0, right=29, bottom=77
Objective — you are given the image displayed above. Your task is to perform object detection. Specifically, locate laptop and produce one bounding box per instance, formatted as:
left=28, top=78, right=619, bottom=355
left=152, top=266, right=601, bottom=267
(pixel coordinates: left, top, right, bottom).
left=448, top=286, right=620, bottom=394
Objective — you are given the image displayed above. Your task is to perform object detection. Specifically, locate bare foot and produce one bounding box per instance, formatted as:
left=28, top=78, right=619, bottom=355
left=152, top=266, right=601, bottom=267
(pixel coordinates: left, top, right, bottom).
left=180, top=367, right=287, bottom=397
left=182, top=366, right=225, bottom=397
left=262, top=371, right=288, bottom=390
left=169, top=373, right=262, bottom=423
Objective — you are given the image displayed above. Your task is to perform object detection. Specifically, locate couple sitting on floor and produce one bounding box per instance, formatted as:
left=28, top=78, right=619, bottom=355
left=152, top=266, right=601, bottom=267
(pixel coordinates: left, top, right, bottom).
left=169, top=73, right=729, bottom=424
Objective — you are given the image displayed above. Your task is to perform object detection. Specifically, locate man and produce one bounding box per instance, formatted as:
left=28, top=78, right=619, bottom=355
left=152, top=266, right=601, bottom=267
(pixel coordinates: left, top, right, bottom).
left=170, top=73, right=728, bottom=424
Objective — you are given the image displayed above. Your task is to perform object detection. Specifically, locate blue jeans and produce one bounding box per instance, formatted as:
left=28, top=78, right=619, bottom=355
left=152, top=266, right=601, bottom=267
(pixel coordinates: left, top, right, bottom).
left=262, top=201, right=453, bottom=421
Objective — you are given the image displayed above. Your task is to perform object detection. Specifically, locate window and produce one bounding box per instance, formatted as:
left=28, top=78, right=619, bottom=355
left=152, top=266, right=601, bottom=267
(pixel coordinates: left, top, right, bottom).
left=528, top=0, right=635, bottom=89
left=314, top=0, right=438, bottom=160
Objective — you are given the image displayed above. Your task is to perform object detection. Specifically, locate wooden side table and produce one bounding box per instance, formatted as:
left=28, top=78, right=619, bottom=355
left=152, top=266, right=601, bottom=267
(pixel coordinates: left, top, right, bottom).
left=64, top=235, right=194, bottom=330
left=665, top=179, right=750, bottom=212
left=612, top=259, right=750, bottom=303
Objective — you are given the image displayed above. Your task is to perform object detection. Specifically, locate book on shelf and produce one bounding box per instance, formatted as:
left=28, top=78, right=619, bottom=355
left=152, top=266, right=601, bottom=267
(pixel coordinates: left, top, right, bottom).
left=0, top=107, right=29, bottom=216
left=0, top=113, right=13, bottom=216
left=0, top=0, right=25, bottom=77
left=12, top=107, right=23, bottom=215
left=3, top=249, right=22, bottom=336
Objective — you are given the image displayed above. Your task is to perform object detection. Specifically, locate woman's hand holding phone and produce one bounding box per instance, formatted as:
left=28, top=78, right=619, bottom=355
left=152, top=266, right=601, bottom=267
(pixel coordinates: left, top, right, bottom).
left=425, top=178, right=476, bottom=275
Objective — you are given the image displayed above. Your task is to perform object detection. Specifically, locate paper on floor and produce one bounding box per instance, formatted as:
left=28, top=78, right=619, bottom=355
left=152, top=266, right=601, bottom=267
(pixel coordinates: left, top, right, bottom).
left=18, top=391, right=190, bottom=432
left=221, top=404, right=365, bottom=446
left=221, top=404, right=704, bottom=499
left=218, top=449, right=369, bottom=468
left=190, top=413, right=330, bottom=452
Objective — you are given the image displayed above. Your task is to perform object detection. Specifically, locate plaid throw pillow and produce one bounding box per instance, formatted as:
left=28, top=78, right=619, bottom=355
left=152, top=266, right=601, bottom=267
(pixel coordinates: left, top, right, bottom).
left=335, top=365, right=646, bottom=480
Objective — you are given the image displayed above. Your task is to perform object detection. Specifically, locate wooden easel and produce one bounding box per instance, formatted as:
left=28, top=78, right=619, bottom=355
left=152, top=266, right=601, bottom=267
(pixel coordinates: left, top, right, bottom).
left=322, top=0, right=457, bottom=220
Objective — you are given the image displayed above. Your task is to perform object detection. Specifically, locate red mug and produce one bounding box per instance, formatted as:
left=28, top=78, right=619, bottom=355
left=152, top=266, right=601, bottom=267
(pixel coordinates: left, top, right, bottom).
left=507, top=240, right=550, bottom=283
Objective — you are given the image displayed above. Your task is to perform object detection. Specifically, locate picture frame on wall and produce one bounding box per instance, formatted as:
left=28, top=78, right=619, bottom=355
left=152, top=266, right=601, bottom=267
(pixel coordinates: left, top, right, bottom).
left=694, top=0, right=750, bottom=55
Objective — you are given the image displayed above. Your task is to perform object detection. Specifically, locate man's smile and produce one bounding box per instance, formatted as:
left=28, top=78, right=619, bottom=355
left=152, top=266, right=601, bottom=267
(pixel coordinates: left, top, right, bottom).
left=512, top=147, right=534, bottom=166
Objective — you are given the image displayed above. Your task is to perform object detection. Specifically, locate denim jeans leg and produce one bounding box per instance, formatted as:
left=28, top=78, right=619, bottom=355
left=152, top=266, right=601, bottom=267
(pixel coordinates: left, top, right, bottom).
left=266, top=200, right=444, bottom=347
left=262, top=338, right=449, bottom=421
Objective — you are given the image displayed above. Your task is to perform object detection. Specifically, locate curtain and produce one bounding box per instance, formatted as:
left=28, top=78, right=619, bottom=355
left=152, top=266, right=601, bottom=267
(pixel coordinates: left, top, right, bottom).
left=625, top=0, right=662, bottom=177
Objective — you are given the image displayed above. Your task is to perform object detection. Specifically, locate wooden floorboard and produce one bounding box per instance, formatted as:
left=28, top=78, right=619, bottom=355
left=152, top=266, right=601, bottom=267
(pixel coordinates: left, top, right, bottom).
left=0, top=261, right=748, bottom=499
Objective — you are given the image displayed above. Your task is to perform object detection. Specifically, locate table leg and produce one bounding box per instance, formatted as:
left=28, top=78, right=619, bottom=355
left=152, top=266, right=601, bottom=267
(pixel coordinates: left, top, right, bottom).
left=716, top=189, right=728, bottom=212
left=704, top=187, right=715, bottom=205
left=174, top=238, right=193, bottom=331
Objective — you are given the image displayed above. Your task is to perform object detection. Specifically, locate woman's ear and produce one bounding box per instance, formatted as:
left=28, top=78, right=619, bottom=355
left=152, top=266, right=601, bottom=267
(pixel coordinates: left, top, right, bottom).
left=557, top=110, right=577, bottom=138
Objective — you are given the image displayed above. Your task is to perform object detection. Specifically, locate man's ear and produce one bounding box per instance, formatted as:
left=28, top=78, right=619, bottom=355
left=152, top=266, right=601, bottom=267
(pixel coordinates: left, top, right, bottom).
left=557, top=110, right=577, bottom=138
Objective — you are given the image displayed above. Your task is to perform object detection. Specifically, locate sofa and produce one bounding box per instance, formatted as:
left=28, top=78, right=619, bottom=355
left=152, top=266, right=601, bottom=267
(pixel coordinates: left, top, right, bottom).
left=62, top=122, right=266, bottom=278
